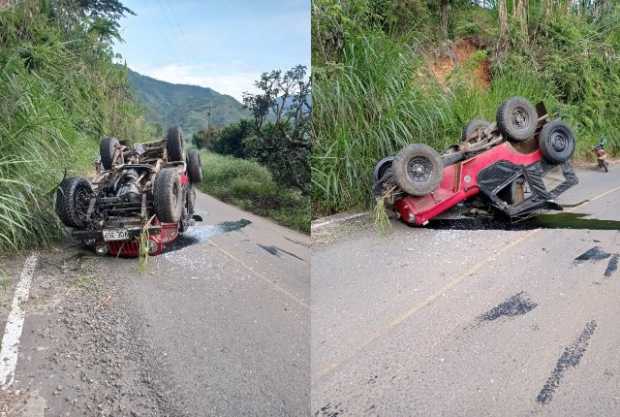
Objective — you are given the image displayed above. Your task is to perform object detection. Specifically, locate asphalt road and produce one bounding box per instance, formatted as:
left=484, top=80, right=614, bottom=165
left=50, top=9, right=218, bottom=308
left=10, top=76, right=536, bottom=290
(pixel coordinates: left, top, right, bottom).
left=0, top=191, right=310, bottom=417
left=312, top=165, right=620, bottom=417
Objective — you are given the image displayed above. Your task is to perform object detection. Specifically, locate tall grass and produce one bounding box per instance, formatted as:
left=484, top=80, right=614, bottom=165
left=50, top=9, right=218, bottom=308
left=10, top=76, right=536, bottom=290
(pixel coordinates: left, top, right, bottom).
left=0, top=1, right=149, bottom=251
left=198, top=152, right=310, bottom=233
left=0, top=56, right=95, bottom=249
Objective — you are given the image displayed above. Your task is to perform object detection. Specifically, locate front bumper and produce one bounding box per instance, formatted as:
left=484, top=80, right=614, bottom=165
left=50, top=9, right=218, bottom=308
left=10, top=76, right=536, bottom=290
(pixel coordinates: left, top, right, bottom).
left=72, top=223, right=180, bottom=257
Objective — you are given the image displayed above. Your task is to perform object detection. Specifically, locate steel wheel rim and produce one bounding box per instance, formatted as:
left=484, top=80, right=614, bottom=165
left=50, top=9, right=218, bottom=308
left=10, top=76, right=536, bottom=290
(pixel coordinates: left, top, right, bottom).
left=406, top=156, right=433, bottom=184
left=550, top=129, right=569, bottom=152
left=511, top=107, right=530, bottom=130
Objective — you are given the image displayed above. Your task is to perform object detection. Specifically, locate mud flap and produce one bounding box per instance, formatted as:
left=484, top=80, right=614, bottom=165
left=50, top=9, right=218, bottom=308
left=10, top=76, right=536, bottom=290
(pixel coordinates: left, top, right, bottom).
left=477, top=160, right=578, bottom=219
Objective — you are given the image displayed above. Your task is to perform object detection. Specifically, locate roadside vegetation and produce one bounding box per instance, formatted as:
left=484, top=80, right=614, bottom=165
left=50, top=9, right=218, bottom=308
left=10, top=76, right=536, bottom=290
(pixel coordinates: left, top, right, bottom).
left=193, top=66, right=311, bottom=233
left=312, top=0, right=620, bottom=215
left=0, top=0, right=149, bottom=251
left=198, top=152, right=310, bottom=233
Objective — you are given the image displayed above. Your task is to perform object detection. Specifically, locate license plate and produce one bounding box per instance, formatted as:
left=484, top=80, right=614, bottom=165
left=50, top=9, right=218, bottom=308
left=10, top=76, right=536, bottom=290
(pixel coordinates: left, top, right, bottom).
left=102, top=229, right=129, bottom=241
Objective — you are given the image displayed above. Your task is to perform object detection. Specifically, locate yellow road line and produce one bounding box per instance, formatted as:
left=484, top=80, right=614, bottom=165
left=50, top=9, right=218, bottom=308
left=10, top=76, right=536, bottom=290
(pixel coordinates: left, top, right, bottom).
left=571, top=184, right=620, bottom=209
left=316, top=183, right=620, bottom=380
left=208, top=240, right=310, bottom=310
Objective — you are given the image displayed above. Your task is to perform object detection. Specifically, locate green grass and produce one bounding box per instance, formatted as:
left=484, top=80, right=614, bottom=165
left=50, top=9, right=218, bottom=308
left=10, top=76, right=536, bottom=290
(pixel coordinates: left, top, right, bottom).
left=198, top=152, right=310, bottom=233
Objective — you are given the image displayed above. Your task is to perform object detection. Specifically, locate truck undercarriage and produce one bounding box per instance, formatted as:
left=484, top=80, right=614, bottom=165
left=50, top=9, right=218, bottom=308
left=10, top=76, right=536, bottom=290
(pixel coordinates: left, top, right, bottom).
left=56, top=127, right=203, bottom=256
left=373, top=97, right=579, bottom=226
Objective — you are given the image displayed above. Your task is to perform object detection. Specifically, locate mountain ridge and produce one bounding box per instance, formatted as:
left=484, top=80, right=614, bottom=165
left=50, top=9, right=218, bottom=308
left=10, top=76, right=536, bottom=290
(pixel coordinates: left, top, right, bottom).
left=126, top=68, right=251, bottom=136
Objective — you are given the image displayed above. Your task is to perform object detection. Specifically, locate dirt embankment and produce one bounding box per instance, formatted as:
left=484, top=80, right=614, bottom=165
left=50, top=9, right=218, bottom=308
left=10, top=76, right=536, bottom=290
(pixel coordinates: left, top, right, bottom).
left=430, top=37, right=491, bottom=90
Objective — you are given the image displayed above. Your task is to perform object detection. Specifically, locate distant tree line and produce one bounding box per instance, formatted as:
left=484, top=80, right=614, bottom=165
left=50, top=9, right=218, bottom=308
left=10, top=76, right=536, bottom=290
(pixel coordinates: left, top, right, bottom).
left=192, top=65, right=311, bottom=194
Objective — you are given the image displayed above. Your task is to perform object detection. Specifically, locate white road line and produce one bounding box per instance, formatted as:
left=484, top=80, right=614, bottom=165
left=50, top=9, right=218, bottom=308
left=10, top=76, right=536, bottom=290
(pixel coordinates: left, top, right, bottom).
left=0, top=253, right=38, bottom=389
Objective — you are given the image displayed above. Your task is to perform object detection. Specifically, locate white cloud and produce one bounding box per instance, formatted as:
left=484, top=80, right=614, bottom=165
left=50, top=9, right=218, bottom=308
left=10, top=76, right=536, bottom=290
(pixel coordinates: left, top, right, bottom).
left=130, top=64, right=260, bottom=102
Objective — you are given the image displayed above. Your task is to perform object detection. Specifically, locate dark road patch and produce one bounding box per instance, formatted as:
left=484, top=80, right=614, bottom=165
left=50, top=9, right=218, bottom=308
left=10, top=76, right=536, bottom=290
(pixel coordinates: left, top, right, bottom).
left=315, top=402, right=345, bottom=417
left=479, top=292, right=537, bottom=322
left=257, top=244, right=305, bottom=261
left=536, top=320, right=597, bottom=405
left=604, top=254, right=619, bottom=277
left=217, top=218, right=252, bottom=232
left=574, top=246, right=611, bottom=263
left=525, top=213, right=620, bottom=231
left=163, top=219, right=252, bottom=253
left=284, top=236, right=309, bottom=247
left=428, top=213, right=620, bottom=231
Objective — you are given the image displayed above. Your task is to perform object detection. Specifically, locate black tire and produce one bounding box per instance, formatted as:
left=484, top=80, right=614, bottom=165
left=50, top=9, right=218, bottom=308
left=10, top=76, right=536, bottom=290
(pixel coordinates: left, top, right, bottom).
left=166, top=126, right=184, bottom=162
left=186, top=149, right=203, bottom=183
left=187, top=186, right=196, bottom=215
left=373, top=156, right=394, bottom=183
left=55, top=177, right=93, bottom=228
left=496, top=97, right=537, bottom=142
left=392, top=144, right=443, bottom=196
left=462, top=119, right=490, bottom=142
left=154, top=168, right=184, bottom=223
left=100, top=137, right=119, bottom=170
left=538, top=120, right=576, bottom=164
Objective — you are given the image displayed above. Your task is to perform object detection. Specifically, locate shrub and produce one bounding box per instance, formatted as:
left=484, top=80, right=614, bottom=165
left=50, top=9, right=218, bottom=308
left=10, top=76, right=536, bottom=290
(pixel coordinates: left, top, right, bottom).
left=199, top=152, right=309, bottom=233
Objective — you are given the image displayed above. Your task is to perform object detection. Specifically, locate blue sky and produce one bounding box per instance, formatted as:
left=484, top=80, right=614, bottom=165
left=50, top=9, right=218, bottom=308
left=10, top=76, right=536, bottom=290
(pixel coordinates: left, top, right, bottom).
left=114, top=0, right=310, bottom=101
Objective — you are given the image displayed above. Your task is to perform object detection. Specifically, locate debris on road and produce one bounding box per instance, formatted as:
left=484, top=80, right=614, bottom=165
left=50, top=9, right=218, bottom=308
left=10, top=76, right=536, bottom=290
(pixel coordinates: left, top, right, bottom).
left=536, top=320, right=597, bottom=405
left=604, top=254, right=619, bottom=277
left=478, top=291, right=538, bottom=322
left=574, top=246, right=611, bottom=263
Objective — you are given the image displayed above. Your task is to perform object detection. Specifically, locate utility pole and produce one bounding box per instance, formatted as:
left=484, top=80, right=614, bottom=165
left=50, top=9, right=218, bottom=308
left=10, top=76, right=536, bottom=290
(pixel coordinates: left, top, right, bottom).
left=205, top=104, right=213, bottom=131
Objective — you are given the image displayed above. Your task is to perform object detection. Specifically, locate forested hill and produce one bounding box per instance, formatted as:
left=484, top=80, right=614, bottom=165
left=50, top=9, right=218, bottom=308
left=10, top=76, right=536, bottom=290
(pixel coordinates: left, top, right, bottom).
left=126, top=69, right=250, bottom=136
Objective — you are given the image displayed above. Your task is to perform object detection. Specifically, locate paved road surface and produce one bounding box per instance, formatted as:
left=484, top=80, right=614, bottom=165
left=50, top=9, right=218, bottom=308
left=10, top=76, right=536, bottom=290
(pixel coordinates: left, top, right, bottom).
left=0, top=191, right=310, bottom=417
left=312, top=166, right=620, bottom=417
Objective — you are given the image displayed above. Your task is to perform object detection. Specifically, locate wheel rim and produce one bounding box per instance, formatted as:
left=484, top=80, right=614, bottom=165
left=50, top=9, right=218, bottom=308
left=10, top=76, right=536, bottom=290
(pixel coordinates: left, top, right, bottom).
left=406, top=156, right=433, bottom=184
left=549, top=128, right=569, bottom=152
left=511, top=107, right=530, bottom=130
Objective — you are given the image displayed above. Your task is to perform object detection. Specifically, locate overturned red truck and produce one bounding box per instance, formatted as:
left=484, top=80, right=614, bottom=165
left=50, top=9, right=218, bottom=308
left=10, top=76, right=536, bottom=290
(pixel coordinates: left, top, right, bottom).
left=373, top=97, right=578, bottom=225
left=55, top=127, right=203, bottom=256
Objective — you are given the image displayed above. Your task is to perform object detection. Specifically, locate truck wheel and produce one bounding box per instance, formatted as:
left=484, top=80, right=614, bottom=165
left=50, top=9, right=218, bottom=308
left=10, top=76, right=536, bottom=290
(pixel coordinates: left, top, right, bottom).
left=392, top=144, right=443, bottom=196
left=538, top=120, right=575, bottom=164
left=154, top=168, right=184, bottom=223
left=462, top=119, right=490, bottom=142
left=186, top=149, right=203, bottom=183
left=373, top=156, right=394, bottom=183
left=187, top=187, right=196, bottom=215
left=166, top=126, right=184, bottom=162
left=100, top=137, right=119, bottom=170
left=496, top=97, right=537, bottom=142
left=55, top=177, right=93, bottom=228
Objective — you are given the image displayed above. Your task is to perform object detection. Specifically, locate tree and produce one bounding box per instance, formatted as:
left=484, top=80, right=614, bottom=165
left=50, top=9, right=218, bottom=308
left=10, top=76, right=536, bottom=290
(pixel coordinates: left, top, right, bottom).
left=440, top=0, right=449, bottom=39
left=242, top=66, right=311, bottom=193
left=207, top=121, right=252, bottom=158
left=192, top=126, right=220, bottom=150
